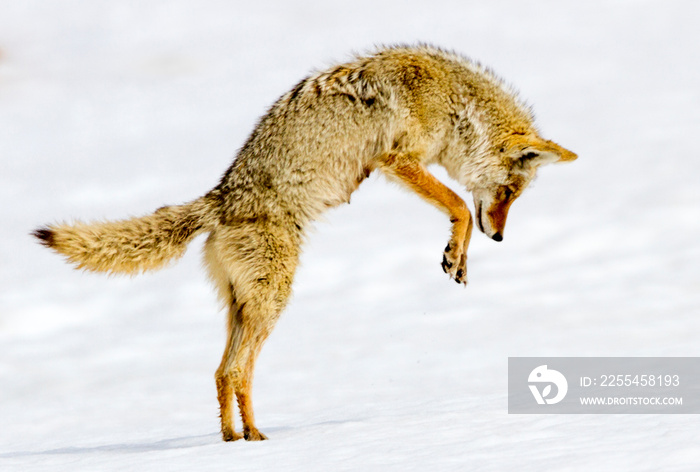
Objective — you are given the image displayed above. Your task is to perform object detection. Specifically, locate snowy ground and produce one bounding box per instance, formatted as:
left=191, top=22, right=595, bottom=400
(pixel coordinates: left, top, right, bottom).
left=2, top=1, right=700, bottom=470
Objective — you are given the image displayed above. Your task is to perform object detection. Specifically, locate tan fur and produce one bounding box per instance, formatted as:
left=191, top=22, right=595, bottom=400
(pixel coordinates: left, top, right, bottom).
left=36, top=196, right=218, bottom=274
left=34, top=44, right=576, bottom=441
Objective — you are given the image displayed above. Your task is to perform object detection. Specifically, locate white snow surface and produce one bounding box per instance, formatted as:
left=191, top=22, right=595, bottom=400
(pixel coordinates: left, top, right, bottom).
left=2, top=1, right=700, bottom=470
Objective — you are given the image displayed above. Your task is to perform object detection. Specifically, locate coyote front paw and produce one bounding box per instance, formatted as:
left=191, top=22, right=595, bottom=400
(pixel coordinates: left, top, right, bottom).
left=441, top=242, right=468, bottom=285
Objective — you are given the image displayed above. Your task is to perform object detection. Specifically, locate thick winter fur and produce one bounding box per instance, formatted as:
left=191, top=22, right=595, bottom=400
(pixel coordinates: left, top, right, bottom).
left=34, top=44, right=576, bottom=441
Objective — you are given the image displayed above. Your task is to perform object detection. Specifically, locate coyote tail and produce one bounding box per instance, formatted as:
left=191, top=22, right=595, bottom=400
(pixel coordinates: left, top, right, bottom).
left=33, top=196, right=217, bottom=275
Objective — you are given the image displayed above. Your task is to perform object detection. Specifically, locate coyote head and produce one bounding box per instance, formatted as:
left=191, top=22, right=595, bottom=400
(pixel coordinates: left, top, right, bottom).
left=470, top=135, right=577, bottom=241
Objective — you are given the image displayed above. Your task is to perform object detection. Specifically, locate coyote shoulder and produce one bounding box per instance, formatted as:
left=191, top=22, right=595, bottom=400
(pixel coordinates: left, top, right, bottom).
left=34, top=44, right=576, bottom=441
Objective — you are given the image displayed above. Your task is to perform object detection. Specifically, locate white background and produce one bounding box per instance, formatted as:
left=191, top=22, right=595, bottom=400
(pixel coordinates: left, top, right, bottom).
left=1, top=1, right=699, bottom=470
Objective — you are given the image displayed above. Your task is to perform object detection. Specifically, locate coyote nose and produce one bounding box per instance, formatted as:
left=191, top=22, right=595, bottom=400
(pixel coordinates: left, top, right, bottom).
left=492, top=232, right=503, bottom=242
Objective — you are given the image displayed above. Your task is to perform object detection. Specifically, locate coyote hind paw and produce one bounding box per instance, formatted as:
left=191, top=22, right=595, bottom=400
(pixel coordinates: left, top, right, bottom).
left=243, top=428, right=268, bottom=441
left=222, top=429, right=244, bottom=442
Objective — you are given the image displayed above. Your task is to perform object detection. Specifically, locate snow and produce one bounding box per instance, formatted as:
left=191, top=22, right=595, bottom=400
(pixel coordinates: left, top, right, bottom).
left=2, top=1, right=700, bottom=470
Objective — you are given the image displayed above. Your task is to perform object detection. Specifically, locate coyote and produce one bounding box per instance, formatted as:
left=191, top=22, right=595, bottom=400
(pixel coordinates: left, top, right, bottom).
left=34, top=44, right=576, bottom=441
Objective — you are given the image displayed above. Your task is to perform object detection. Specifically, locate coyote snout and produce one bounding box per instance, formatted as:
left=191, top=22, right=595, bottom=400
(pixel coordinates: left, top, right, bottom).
left=34, top=44, right=576, bottom=441
left=473, top=189, right=512, bottom=242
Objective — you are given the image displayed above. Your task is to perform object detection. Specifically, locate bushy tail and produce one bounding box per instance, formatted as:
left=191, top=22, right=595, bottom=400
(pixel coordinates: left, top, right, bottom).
left=33, top=195, right=217, bottom=274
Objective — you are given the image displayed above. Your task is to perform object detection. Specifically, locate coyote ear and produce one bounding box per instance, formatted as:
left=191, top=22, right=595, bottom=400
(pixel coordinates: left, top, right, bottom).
left=513, top=140, right=577, bottom=165
left=515, top=148, right=560, bottom=166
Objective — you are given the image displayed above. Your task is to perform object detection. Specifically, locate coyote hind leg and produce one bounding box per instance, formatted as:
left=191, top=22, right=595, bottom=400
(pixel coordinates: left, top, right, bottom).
left=214, top=297, right=246, bottom=442
left=216, top=299, right=279, bottom=441
left=205, top=225, right=298, bottom=441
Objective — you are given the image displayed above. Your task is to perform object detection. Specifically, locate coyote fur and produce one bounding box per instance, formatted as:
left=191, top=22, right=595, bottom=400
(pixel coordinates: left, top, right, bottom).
left=34, top=44, right=576, bottom=441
